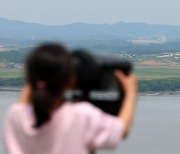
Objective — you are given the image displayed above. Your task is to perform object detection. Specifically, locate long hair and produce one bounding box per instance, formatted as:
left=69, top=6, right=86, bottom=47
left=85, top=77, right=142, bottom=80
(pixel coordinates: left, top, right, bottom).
left=25, top=43, right=74, bottom=128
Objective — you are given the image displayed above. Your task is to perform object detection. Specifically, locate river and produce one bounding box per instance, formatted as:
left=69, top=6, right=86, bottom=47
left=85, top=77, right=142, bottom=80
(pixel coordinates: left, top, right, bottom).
left=0, top=91, right=180, bottom=154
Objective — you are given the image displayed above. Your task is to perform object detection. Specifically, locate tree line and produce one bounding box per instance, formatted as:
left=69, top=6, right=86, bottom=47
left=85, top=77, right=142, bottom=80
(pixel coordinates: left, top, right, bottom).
left=0, top=78, right=180, bottom=93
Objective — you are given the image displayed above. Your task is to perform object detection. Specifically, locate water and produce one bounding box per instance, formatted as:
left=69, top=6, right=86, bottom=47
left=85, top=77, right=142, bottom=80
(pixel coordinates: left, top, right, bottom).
left=0, top=92, right=180, bottom=154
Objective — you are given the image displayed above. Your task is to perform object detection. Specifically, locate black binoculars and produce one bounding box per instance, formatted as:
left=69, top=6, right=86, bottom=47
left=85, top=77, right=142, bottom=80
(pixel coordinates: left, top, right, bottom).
left=65, top=50, right=133, bottom=115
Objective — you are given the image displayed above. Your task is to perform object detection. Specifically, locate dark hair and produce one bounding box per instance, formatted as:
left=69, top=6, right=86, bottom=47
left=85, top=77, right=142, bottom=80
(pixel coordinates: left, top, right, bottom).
left=25, top=43, right=74, bottom=128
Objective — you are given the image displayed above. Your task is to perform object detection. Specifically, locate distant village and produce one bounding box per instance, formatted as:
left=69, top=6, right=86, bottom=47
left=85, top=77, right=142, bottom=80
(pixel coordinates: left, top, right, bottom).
left=113, top=52, right=180, bottom=63
left=0, top=52, right=179, bottom=69
left=0, top=63, right=23, bottom=69
left=157, top=53, right=180, bottom=59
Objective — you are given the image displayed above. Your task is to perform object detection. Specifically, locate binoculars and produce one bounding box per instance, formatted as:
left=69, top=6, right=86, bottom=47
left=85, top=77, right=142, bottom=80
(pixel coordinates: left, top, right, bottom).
left=65, top=50, right=133, bottom=115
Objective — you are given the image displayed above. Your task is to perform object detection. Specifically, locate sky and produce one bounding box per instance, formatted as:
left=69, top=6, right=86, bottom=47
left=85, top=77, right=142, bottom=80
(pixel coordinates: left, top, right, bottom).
left=0, top=0, right=180, bottom=25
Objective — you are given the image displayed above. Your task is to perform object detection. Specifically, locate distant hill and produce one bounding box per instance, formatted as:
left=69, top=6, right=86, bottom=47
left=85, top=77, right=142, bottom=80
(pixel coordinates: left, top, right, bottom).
left=1, top=18, right=180, bottom=41
left=68, top=39, right=180, bottom=54
left=1, top=18, right=180, bottom=54
left=0, top=47, right=31, bottom=63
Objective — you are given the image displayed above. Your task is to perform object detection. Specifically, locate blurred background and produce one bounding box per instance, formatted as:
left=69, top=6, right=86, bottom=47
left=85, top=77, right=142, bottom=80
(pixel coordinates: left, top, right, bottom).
left=0, top=0, right=180, bottom=153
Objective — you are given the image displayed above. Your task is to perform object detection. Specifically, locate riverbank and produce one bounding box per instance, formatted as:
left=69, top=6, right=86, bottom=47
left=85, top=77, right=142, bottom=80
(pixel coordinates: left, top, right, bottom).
left=139, top=91, right=180, bottom=96
left=0, top=87, right=22, bottom=92
left=1, top=86, right=180, bottom=96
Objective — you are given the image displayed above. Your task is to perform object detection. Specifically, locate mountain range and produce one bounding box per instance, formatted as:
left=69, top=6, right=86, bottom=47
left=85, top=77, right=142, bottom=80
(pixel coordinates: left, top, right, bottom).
left=1, top=18, right=180, bottom=54
left=2, top=17, right=180, bottom=40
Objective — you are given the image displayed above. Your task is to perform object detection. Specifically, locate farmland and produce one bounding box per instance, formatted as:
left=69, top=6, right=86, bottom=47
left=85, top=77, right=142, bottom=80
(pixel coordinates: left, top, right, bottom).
left=0, top=51, right=180, bottom=92
left=134, top=65, right=180, bottom=79
left=0, top=68, right=23, bottom=79
left=0, top=66, right=180, bottom=80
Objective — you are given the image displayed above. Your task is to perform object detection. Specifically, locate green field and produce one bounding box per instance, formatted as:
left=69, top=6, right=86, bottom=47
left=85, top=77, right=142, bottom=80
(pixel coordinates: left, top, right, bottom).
left=0, top=68, right=23, bottom=79
left=1, top=65, right=180, bottom=80
left=0, top=66, right=180, bottom=91
left=134, top=65, right=180, bottom=79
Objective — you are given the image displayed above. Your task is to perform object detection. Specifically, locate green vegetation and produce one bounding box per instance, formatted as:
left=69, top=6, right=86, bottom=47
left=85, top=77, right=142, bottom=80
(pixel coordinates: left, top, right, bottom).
left=0, top=68, right=23, bottom=79
left=0, top=68, right=24, bottom=87
left=0, top=48, right=30, bottom=63
left=0, top=66, right=180, bottom=93
left=135, top=65, right=180, bottom=92
left=135, top=66, right=180, bottom=79
left=0, top=49, right=180, bottom=93
left=139, top=78, right=180, bottom=92
left=0, top=78, right=24, bottom=87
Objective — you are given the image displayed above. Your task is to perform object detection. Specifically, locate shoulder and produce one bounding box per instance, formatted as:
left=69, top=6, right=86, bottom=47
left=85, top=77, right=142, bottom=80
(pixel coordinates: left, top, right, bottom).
left=60, top=101, right=106, bottom=126
left=71, top=101, right=104, bottom=117
left=5, top=103, right=30, bottom=121
left=71, top=101, right=120, bottom=125
left=6, top=103, right=28, bottom=113
left=71, top=102, right=124, bottom=148
left=72, top=102, right=124, bottom=130
left=6, top=104, right=22, bottom=115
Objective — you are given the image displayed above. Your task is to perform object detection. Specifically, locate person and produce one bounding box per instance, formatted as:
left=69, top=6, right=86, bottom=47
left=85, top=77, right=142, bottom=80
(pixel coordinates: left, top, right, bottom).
left=3, top=43, right=137, bottom=154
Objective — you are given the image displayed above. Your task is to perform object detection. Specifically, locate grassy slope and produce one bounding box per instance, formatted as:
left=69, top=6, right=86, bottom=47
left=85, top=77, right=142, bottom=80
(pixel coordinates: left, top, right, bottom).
left=0, top=68, right=23, bottom=79
left=0, top=66, right=180, bottom=92
left=134, top=65, right=180, bottom=79
left=1, top=66, right=180, bottom=80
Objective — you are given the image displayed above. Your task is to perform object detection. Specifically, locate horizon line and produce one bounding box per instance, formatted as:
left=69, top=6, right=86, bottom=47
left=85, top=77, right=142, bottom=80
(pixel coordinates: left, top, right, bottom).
left=0, top=17, right=180, bottom=27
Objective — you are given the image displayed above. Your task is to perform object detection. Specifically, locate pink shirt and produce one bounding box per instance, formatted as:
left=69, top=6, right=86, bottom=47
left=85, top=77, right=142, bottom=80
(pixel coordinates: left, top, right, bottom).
left=4, top=102, right=124, bottom=154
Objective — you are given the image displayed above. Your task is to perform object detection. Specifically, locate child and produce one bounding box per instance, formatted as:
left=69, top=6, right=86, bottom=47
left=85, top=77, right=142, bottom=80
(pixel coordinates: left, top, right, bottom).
left=4, top=43, right=137, bottom=154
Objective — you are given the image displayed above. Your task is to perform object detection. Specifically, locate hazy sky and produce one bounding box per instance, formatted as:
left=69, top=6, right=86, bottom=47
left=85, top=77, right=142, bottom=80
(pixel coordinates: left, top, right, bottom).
left=0, top=0, right=180, bottom=25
